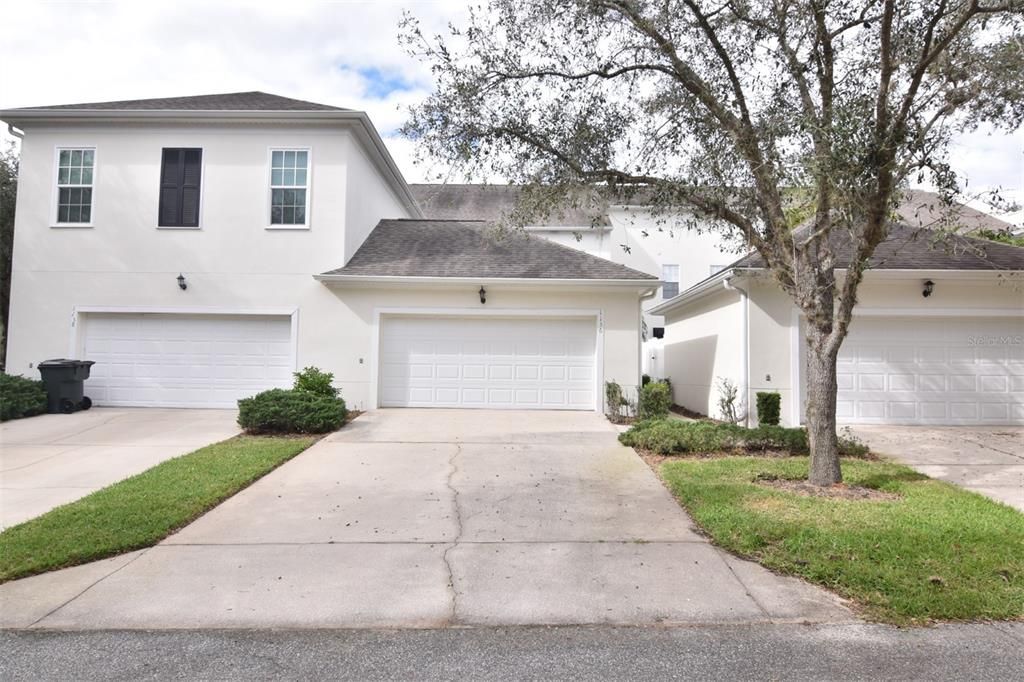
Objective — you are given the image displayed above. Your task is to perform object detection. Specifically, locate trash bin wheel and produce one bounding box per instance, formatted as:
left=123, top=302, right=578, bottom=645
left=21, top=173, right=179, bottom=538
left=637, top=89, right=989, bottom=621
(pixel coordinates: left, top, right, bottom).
left=59, top=398, right=76, bottom=414
left=80, top=396, right=92, bottom=411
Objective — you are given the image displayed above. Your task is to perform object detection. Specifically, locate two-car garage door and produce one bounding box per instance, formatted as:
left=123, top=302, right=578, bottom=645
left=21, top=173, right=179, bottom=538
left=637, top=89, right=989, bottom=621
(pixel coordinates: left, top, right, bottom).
left=835, top=316, right=1024, bottom=425
left=82, top=313, right=293, bottom=408
left=379, top=316, right=597, bottom=410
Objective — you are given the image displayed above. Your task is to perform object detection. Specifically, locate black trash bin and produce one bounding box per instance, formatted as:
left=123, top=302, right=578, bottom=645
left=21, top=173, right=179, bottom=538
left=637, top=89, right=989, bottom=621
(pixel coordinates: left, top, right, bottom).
left=38, top=359, right=95, bottom=414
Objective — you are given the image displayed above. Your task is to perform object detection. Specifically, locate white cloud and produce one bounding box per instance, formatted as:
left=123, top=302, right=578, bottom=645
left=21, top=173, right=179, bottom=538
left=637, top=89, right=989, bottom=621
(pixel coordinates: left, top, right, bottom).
left=2, top=2, right=1021, bottom=193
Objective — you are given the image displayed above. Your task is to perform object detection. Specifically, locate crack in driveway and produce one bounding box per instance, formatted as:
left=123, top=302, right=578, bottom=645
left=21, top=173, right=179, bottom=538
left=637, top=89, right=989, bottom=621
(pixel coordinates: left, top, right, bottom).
left=441, top=443, right=464, bottom=625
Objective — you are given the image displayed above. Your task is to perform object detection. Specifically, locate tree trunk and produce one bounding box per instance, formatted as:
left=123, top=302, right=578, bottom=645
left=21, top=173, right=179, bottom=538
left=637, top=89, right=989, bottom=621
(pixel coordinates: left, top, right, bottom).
left=804, top=328, right=842, bottom=486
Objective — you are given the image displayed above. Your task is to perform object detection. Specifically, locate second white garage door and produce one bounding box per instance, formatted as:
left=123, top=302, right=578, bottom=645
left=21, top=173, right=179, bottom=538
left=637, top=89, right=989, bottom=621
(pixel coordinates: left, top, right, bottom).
left=82, top=313, right=294, bottom=408
left=379, top=316, right=597, bottom=409
left=835, top=316, right=1024, bottom=425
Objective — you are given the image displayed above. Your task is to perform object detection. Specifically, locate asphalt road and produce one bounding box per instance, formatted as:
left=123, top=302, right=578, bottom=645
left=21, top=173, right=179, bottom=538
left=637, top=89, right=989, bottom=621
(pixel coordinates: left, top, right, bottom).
left=4, top=623, right=1023, bottom=681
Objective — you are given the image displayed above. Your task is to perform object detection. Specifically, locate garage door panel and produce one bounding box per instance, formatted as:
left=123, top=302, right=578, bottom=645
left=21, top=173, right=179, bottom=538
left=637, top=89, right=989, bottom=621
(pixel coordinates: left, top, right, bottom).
left=380, top=316, right=596, bottom=410
left=83, top=314, right=292, bottom=408
left=834, top=316, right=1023, bottom=425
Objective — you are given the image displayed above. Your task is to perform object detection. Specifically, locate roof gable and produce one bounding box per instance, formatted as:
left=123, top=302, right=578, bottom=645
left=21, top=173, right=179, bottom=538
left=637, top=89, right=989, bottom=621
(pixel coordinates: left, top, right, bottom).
left=321, top=220, right=656, bottom=281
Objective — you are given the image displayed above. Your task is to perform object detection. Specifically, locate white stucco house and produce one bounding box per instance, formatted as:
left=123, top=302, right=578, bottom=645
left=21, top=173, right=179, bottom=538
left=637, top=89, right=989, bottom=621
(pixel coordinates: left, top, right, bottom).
left=0, top=92, right=659, bottom=412
left=650, top=225, right=1024, bottom=426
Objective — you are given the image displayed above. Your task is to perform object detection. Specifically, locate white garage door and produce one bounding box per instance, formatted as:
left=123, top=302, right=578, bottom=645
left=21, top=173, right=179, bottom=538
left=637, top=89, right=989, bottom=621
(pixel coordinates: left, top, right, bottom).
left=835, top=316, right=1024, bottom=425
left=82, top=313, right=293, bottom=408
left=379, top=316, right=597, bottom=409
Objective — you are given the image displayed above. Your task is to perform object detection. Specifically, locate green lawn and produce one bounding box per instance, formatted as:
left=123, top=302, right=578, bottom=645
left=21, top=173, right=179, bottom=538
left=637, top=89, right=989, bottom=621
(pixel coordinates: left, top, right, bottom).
left=659, top=456, right=1024, bottom=625
left=0, top=435, right=317, bottom=582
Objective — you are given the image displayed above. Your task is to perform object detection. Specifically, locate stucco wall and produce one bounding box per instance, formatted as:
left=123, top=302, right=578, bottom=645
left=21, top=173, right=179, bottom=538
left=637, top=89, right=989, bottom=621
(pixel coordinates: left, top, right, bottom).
left=4, top=121, right=413, bottom=379
left=662, top=287, right=743, bottom=418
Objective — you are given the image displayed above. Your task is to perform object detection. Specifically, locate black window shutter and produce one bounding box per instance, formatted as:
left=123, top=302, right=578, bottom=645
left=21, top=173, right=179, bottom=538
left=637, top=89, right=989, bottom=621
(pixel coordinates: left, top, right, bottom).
left=159, top=148, right=202, bottom=227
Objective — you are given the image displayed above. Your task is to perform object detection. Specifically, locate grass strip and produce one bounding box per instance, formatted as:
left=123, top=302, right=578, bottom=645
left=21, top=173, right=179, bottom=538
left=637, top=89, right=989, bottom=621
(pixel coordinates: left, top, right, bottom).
left=659, top=456, right=1024, bottom=625
left=0, top=434, right=317, bottom=582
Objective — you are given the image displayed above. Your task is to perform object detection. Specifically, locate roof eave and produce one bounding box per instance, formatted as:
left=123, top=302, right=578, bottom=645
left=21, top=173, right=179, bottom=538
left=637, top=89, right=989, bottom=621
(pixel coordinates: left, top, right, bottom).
left=0, top=109, right=423, bottom=219
left=649, top=267, right=752, bottom=315
left=314, top=273, right=660, bottom=290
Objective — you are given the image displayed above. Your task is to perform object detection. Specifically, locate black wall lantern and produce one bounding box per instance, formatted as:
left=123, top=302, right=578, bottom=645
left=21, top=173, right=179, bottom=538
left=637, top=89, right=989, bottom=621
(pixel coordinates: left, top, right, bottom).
left=922, top=279, right=934, bottom=298
left=177, top=273, right=188, bottom=291
left=479, top=286, right=487, bottom=304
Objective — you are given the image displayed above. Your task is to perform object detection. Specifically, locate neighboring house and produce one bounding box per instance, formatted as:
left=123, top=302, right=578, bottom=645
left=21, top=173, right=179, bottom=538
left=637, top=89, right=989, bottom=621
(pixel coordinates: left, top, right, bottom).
left=0, top=92, right=657, bottom=412
left=651, top=224, right=1024, bottom=426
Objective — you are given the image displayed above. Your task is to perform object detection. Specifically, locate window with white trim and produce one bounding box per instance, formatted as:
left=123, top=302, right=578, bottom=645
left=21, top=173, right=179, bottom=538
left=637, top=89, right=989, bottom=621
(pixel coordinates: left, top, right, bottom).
left=55, top=148, right=94, bottom=224
left=270, top=150, right=309, bottom=226
left=662, top=264, right=680, bottom=299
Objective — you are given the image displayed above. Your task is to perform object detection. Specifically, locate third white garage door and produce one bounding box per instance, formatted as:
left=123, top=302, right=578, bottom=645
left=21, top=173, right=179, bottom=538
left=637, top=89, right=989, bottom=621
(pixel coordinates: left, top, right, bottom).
left=835, top=316, right=1024, bottom=425
left=379, top=316, right=597, bottom=409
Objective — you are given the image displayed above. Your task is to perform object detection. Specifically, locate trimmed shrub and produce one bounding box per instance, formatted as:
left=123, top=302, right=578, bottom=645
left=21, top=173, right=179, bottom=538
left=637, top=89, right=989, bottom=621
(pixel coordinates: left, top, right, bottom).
left=638, top=381, right=671, bottom=420
left=0, top=373, right=48, bottom=422
left=237, top=388, right=347, bottom=434
left=756, top=392, right=781, bottom=426
left=618, top=418, right=869, bottom=458
left=293, top=366, right=338, bottom=397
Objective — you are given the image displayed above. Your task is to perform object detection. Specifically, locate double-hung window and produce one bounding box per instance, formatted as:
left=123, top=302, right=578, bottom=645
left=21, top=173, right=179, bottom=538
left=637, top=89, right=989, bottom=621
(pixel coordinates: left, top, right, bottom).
left=662, top=264, right=681, bottom=299
left=159, top=148, right=203, bottom=228
left=269, top=149, right=309, bottom=227
left=55, top=148, right=95, bottom=225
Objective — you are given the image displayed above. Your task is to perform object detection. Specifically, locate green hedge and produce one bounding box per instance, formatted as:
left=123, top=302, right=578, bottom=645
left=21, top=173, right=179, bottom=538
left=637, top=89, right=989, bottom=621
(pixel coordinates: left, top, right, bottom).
left=638, top=381, right=671, bottom=420
left=619, top=418, right=869, bottom=457
left=237, top=389, right=347, bottom=434
left=755, top=392, right=781, bottom=426
left=0, top=373, right=47, bottom=422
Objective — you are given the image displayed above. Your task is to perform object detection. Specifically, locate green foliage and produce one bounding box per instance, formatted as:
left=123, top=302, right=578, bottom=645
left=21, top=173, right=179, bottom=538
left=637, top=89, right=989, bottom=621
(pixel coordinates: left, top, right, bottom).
left=755, top=392, right=781, bottom=426
left=0, top=373, right=47, bottom=421
left=0, top=435, right=316, bottom=582
left=604, top=380, right=625, bottom=410
left=637, top=380, right=671, bottom=420
left=660, top=457, right=1024, bottom=624
left=237, top=388, right=347, bottom=434
left=974, top=228, right=1024, bottom=248
left=292, top=366, right=338, bottom=397
left=716, top=377, right=742, bottom=424
left=619, top=418, right=868, bottom=458
left=0, top=144, right=18, bottom=369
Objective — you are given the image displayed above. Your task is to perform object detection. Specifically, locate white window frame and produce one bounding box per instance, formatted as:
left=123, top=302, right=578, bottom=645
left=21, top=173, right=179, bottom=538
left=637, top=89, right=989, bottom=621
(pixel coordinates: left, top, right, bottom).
left=51, top=146, right=97, bottom=228
left=266, top=147, right=312, bottom=230
left=661, top=263, right=680, bottom=299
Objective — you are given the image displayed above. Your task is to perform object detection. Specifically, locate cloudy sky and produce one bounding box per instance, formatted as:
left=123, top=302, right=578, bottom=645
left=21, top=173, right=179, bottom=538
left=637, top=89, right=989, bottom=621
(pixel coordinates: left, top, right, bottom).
left=1, top=0, right=1021, bottom=211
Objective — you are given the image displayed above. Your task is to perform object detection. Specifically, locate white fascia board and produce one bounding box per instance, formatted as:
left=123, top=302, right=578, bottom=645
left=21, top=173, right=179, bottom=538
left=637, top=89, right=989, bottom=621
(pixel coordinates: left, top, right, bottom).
left=314, top=273, right=659, bottom=292
left=648, top=268, right=750, bottom=315
left=0, top=109, right=422, bottom=219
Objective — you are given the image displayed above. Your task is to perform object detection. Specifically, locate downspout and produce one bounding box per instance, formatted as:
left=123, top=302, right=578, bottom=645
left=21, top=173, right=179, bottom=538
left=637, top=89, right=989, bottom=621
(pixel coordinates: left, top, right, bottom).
left=723, top=277, right=750, bottom=427
left=638, top=286, right=659, bottom=401
left=7, top=124, right=25, bottom=139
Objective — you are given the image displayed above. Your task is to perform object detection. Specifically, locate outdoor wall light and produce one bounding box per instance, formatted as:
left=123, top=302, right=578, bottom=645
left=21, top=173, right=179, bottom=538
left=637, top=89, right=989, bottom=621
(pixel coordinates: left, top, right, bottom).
left=479, top=286, right=487, bottom=304
left=922, top=279, right=934, bottom=298
left=177, top=273, right=188, bottom=291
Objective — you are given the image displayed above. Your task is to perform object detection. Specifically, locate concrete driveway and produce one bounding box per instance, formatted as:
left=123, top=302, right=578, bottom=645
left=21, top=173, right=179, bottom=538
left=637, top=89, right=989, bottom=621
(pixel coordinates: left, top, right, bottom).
left=850, top=426, right=1024, bottom=511
left=0, top=409, right=850, bottom=629
left=0, top=408, right=240, bottom=529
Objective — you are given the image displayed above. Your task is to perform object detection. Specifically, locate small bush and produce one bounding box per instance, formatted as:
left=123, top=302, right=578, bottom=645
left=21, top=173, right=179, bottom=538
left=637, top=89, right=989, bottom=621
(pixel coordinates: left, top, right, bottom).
left=716, top=377, right=742, bottom=423
left=638, top=381, right=671, bottom=420
left=293, top=366, right=337, bottom=397
left=755, top=392, right=781, bottom=426
left=238, top=388, right=347, bottom=434
left=619, top=418, right=869, bottom=457
left=641, top=374, right=651, bottom=387
left=0, top=373, right=47, bottom=421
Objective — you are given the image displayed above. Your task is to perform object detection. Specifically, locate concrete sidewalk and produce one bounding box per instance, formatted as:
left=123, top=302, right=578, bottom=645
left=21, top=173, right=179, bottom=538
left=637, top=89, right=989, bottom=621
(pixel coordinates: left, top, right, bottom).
left=1, top=409, right=851, bottom=629
left=0, top=408, right=239, bottom=529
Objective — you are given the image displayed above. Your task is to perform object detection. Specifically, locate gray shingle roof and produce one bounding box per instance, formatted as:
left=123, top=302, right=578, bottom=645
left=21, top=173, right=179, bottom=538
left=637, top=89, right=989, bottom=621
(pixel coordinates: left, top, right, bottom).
left=322, top=220, right=656, bottom=280
left=895, top=189, right=1017, bottom=235
left=409, top=184, right=610, bottom=227
left=732, top=222, right=1024, bottom=271
left=6, top=91, right=349, bottom=112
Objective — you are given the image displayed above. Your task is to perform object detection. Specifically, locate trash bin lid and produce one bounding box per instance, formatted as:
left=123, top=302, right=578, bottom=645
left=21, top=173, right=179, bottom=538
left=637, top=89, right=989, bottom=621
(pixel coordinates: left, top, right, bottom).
left=39, top=358, right=95, bottom=367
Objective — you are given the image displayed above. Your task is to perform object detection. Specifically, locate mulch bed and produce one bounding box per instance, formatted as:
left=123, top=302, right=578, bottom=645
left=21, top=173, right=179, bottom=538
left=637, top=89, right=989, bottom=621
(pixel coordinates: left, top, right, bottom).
left=756, top=477, right=901, bottom=501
